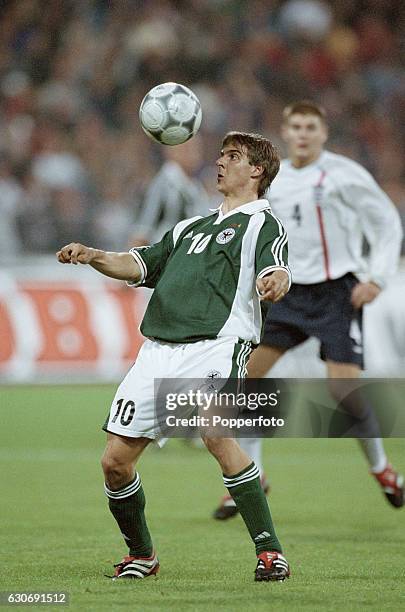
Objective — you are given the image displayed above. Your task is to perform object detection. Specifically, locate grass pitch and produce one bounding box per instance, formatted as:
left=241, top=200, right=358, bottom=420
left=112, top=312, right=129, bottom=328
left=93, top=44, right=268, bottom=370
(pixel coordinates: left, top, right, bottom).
left=1, top=385, right=404, bottom=611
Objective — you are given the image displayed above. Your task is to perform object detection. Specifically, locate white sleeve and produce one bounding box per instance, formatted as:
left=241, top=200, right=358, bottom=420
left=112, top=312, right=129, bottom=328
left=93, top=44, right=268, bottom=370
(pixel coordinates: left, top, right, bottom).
left=339, top=161, right=403, bottom=288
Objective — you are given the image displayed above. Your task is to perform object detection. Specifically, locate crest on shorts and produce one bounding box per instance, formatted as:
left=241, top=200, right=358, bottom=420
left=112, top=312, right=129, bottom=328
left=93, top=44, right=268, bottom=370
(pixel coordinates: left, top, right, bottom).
left=216, top=228, right=236, bottom=244
left=205, top=370, right=222, bottom=382
left=203, top=370, right=222, bottom=393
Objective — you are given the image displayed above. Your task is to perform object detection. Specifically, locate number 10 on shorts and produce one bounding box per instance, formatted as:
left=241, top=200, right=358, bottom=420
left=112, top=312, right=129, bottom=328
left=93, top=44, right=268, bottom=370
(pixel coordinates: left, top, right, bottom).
left=111, top=398, right=136, bottom=426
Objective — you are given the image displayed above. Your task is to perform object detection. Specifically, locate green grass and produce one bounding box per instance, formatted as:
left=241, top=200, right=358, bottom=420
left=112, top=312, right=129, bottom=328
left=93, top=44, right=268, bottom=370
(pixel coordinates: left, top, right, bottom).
left=1, top=386, right=405, bottom=611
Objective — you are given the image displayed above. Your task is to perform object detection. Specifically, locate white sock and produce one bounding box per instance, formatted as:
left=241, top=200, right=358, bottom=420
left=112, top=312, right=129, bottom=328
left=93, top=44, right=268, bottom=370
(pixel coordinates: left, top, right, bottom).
left=238, top=438, right=264, bottom=476
left=357, top=438, right=388, bottom=473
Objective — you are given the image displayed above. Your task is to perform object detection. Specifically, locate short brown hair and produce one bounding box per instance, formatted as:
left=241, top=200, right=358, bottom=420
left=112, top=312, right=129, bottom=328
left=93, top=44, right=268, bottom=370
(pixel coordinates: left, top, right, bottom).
left=222, top=131, right=280, bottom=197
left=282, top=100, right=327, bottom=124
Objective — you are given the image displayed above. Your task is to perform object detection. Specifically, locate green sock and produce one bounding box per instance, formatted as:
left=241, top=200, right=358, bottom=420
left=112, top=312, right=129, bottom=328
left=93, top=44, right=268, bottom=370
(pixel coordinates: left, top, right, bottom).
left=223, top=462, right=282, bottom=554
left=104, top=473, right=153, bottom=557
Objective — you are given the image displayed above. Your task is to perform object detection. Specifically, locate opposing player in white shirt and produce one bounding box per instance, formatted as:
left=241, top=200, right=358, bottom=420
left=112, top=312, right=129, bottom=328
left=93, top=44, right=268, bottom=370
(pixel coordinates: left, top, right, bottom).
left=213, top=100, right=404, bottom=520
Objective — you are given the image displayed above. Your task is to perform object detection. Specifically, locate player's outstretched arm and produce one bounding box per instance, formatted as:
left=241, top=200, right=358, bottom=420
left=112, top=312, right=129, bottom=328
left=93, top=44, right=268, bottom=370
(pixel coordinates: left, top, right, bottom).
left=256, top=270, right=290, bottom=303
left=56, top=242, right=142, bottom=283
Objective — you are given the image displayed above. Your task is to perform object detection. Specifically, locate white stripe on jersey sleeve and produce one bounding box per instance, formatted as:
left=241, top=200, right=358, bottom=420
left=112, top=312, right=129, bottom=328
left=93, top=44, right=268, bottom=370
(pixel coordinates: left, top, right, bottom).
left=258, top=211, right=291, bottom=289
left=257, top=265, right=292, bottom=290
left=126, top=248, right=148, bottom=287
left=126, top=216, right=203, bottom=287
left=172, top=215, right=203, bottom=246
left=268, top=212, right=288, bottom=267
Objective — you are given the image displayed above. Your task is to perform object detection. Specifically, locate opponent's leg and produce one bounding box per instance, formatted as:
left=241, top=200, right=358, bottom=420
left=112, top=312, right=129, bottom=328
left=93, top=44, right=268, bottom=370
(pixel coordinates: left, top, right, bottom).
left=327, top=361, right=404, bottom=508
left=212, top=346, right=285, bottom=520
left=203, top=436, right=290, bottom=581
left=101, top=434, right=159, bottom=578
left=238, top=438, right=264, bottom=475
left=247, top=345, right=286, bottom=378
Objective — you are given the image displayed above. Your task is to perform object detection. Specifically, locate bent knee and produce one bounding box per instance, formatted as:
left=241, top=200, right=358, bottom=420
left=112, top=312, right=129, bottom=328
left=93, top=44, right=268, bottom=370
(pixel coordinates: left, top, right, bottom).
left=101, top=453, right=133, bottom=489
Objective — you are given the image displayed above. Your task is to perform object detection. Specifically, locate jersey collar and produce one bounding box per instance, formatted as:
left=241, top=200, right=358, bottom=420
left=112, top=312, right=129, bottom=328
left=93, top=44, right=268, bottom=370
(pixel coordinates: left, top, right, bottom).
left=213, top=199, right=271, bottom=222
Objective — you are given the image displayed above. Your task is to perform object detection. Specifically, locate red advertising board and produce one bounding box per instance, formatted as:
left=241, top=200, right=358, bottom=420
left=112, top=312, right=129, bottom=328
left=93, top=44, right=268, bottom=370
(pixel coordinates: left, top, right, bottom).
left=0, top=270, right=147, bottom=381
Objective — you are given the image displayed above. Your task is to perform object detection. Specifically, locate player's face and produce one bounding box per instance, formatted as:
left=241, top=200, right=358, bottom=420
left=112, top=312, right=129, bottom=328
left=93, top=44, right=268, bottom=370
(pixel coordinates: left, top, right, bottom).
left=216, top=144, right=261, bottom=196
left=282, top=113, right=328, bottom=166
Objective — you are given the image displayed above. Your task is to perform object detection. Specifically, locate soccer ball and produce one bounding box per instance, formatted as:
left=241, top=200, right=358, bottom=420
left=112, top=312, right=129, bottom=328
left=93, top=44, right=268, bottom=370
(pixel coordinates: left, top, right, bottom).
left=139, top=82, right=202, bottom=146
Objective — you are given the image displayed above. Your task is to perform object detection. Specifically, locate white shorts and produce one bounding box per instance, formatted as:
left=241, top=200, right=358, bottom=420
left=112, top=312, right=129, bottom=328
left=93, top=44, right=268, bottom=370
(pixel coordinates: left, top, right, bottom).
left=103, top=336, right=252, bottom=445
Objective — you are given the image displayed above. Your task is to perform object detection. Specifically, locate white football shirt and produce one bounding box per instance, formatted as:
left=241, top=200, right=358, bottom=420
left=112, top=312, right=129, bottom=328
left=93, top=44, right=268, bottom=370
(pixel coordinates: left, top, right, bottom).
left=266, top=150, right=403, bottom=287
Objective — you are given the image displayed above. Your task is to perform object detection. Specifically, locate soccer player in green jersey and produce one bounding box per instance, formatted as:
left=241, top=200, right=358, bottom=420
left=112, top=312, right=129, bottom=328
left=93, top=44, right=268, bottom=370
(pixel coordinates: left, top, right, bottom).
left=57, top=132, right=291, bottom=581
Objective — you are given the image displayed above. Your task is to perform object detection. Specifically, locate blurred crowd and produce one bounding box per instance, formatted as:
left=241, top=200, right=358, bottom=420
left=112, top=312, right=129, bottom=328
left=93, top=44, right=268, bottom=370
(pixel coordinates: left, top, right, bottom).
left=0, top=0, right=404, bottom=257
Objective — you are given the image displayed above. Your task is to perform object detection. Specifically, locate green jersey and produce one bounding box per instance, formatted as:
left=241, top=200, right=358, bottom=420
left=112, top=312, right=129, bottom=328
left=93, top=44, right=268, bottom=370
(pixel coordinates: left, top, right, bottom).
left=129, top=199, right=290, bottom=344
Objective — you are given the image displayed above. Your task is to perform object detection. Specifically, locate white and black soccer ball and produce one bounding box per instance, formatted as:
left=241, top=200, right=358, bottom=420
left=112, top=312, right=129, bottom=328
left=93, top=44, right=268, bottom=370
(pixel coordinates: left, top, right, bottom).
left=139, top=82, right=202, bottom=146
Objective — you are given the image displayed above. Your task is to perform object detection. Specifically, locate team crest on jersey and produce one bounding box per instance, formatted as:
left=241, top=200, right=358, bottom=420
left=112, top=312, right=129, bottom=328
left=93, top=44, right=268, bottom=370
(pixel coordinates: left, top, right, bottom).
left=216, top=228, right=236, bottom=244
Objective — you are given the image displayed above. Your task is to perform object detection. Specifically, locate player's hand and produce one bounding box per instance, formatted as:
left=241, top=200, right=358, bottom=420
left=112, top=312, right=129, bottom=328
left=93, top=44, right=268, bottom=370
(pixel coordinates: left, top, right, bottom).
left=351, top=282, right=381, bottom=308
left=56, top=243, right=96, bottom=265
left=256, top=270, right=290, bottom=303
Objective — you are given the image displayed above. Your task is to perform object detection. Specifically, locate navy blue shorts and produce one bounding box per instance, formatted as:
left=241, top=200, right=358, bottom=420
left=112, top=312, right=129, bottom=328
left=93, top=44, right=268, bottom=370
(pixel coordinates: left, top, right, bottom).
left=261, top=273, right=364, bottom=367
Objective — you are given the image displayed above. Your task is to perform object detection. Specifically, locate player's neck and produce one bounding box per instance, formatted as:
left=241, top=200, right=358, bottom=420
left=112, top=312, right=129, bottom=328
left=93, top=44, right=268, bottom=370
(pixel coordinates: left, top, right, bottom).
left=290, top=150, right=323, bottom=169
left=221, top=191, right=260, bottom=213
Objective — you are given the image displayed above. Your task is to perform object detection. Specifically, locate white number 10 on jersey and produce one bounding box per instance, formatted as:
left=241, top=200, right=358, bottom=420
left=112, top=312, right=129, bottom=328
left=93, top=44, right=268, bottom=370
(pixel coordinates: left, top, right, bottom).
left=186, top=233, right=212, bottom=254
